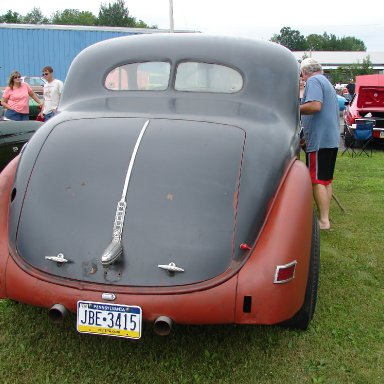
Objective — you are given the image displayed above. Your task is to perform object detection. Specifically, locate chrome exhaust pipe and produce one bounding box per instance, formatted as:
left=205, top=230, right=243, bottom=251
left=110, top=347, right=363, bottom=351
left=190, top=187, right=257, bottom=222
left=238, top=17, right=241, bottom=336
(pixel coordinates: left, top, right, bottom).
left=48, top=304, right=68, bottom=324
left=153, top=316, right=173, bottom=336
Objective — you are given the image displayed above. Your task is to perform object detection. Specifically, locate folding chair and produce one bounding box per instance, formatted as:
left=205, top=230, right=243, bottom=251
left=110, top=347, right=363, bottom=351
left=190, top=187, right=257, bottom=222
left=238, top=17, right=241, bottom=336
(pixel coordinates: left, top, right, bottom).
left=342, top=119, right=375, bottom=157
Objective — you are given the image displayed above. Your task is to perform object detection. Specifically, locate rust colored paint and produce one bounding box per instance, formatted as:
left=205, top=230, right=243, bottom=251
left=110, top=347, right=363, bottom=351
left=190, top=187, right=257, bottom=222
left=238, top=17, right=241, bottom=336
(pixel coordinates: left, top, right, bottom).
left=0, top=156, right=19, bottom=298
left=5, top=254, right=238, bottom=324
left=235, top=160, right=313, bottom=324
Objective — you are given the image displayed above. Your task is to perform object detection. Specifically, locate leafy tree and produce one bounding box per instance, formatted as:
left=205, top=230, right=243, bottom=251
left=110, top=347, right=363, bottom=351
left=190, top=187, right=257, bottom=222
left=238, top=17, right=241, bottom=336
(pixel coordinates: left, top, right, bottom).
left=135, top=19, right=156, bottom=29
left=22, top=7, right=49, bottom=24
left=337, top=36, right=366, bottom=51
left=271, top=27, right=307, bottom=50
left=271, top=27, right=366, bottom=52
left=306, top=34, right=325, bottom=51
left=97, top=0, right=136, bottom=27
left=0, top=10, right=23, bottom=23
left=330, top=56, right=374, bottom=83
left=51, top=9, right=97, bottom=26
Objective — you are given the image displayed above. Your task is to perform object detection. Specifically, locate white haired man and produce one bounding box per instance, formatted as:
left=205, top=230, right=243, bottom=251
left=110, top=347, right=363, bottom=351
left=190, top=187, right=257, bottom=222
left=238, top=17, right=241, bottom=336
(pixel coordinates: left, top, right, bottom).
left=299, top=58, right=340, bottom=230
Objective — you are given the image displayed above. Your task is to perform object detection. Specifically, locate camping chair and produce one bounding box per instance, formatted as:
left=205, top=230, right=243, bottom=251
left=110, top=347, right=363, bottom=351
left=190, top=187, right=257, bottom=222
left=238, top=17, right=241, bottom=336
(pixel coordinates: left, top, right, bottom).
left=342, top=119, right=375, bottom=157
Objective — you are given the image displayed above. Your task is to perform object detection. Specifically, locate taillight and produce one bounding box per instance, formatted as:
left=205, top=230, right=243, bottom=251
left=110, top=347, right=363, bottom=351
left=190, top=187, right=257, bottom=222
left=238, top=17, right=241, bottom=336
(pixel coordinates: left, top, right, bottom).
left=274, top=261, right=297, bottom=284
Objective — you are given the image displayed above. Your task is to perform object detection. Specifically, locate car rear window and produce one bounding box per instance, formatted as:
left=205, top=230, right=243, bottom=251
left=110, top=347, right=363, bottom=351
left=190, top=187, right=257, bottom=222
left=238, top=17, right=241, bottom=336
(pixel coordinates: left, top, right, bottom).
left=105, top=62, right=171, bottom=91
left=175, top=62, right=243, bottom=93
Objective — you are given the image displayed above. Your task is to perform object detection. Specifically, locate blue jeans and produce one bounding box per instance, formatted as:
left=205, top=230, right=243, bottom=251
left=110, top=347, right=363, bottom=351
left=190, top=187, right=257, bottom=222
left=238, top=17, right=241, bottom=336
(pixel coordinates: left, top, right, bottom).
left=4, top=109, right=29, bottom=121
left=44, top=111, right=55, bottom=121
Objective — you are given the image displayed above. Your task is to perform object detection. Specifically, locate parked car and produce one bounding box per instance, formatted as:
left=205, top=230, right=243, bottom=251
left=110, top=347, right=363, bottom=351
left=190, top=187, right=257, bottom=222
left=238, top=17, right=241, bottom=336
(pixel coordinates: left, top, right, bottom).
left=344, top=74, right=384, bottom=144
left=0, top=34, right=319, bottom=339
left=0, top=120, right=43, bottom=172
left=21, top=76, right=46, bottom=96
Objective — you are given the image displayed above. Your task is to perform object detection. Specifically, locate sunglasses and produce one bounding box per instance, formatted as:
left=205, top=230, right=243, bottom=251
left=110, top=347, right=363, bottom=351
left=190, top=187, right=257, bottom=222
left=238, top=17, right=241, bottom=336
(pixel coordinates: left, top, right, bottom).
left=13, top=76, right=21, bottom=79
left=42, top=72, right=49, bottom=76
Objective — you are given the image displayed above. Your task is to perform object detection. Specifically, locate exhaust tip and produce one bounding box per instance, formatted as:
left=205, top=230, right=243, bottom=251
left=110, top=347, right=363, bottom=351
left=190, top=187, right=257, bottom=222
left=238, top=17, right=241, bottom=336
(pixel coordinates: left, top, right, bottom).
left=153, top=316, right=173, bottom=336
left=48, top=304, right=68, bottom=324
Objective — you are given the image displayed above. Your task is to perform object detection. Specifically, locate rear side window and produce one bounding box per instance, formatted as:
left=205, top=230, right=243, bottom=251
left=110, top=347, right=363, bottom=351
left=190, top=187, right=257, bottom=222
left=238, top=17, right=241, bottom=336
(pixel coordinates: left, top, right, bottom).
left=175, top=62, right=243, bottom=93
left=105, top=62, right=171, bottom=91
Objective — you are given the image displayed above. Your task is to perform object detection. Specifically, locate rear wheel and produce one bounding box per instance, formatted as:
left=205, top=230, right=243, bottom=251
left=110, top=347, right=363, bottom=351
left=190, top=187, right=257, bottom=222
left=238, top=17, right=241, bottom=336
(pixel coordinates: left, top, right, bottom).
left=281, top=211, right=320, bottom=330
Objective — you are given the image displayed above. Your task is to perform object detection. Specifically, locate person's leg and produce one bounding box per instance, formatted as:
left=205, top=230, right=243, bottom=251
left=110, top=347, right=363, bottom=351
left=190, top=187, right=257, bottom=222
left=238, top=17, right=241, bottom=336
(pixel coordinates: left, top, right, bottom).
left=307, top=149, right=337, bottom=230
left=313, top=183, right=332, bottom=229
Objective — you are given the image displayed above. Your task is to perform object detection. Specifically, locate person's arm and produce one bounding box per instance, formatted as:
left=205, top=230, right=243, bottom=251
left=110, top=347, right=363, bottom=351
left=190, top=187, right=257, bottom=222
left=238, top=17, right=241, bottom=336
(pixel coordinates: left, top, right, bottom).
left=1, top=96, right=11, bottom=110
left=28, top=89, right=43, bottom=107
left=52, top=82, right=64, bottom=112
left=300, top=101, right=322, bottom=115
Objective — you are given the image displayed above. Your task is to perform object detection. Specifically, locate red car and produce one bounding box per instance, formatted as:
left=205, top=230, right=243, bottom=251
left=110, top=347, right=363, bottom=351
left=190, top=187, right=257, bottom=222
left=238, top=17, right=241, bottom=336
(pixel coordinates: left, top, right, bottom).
left=344, top=74, right=384, bottom=143
left=0, top=34, right=318, bottom=339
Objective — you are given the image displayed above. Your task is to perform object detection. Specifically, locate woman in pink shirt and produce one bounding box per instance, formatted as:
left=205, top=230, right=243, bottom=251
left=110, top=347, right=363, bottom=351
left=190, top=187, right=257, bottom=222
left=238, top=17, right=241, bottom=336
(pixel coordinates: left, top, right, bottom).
left=1, top=71, right=43, bottom=121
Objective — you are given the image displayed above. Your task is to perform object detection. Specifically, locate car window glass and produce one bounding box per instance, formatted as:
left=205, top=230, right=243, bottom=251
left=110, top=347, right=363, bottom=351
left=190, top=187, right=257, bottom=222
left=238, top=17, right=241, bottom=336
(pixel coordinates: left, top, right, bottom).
left=23, top=77, right=45, bottom=86
left=105, top=62, right=170, bottom=91
left=175, top=62, right=243, bottom=93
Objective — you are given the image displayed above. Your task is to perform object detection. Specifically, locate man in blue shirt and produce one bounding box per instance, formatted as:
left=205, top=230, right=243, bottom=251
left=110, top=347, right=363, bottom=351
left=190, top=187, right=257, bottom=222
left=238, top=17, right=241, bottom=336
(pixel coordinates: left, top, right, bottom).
left=300, top=58, right=340, bottom=230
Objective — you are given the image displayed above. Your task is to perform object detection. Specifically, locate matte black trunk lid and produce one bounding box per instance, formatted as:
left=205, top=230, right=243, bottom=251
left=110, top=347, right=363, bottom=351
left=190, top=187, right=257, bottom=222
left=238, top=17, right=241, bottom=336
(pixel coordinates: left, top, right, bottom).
left=15, top=118, right=245, bottom=286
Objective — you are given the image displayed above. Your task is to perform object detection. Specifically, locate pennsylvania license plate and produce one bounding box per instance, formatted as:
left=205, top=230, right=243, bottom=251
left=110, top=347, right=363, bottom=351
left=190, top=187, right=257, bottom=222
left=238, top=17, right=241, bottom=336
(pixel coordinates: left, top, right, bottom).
left=77, top=301, right=142, bottom=339
left=380, top=131, right=384, bottom=138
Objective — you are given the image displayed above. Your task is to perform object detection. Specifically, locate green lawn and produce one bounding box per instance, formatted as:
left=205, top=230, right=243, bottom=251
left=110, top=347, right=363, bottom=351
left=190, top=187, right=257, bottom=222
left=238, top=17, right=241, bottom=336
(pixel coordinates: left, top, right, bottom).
left=0, top=151, right=383, bottom=384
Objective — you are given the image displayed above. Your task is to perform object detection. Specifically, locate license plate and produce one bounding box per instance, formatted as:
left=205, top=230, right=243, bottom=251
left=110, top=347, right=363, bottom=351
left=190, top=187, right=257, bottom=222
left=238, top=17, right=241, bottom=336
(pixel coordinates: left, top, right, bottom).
left=380, top=131, right=384, bottom=138
left=77, top=301, right=142, bottom=339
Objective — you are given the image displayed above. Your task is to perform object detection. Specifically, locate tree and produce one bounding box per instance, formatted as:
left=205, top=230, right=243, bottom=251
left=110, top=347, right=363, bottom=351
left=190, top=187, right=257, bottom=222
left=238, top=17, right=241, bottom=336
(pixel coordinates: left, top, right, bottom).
left=337, top=36, right=366, bottom=51
left=270, top=27, right=307, bottom=51
left=51, top=9, right=97, bottom=26
left=270, top=27, right=366, bottom=52
left=330, top=56, right=374, bottom=83
left=97, top=0, right=136, bottom=27
left=135, top=19, right=157, bottom=29
left=22, top=7, right=49, bottom=24
left=0, top=10, right=23, bottom=23
left=306, top=34, right=325, bottom=51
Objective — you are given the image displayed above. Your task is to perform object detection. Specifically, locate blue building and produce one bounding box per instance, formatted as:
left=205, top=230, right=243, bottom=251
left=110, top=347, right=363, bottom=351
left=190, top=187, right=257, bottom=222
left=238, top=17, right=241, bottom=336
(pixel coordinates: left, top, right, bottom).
left=0, top=23, right=184, bottom=86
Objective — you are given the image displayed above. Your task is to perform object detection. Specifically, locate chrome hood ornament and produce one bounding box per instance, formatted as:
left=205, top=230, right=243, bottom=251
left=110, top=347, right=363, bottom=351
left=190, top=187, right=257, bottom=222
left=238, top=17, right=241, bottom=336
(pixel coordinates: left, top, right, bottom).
left=101, top=120, right=150, bottom=266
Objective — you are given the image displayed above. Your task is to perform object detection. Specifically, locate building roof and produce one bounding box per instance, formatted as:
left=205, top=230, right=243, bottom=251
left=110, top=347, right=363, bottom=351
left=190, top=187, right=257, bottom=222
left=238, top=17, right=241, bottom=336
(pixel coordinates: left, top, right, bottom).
left=0, top=22, right=196, bottom=34
left=291, top=51, right=384, bottom=70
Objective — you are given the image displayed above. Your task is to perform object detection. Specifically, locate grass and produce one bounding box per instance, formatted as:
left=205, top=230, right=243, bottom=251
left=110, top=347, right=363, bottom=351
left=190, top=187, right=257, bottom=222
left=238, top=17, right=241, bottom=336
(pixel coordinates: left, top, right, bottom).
left=0, top=150, right=383, bottom=384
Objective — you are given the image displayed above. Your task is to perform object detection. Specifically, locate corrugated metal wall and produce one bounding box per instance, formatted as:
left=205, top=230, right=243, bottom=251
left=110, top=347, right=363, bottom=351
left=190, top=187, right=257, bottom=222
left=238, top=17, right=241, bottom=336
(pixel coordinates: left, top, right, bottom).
left=0, top=25, right=148, bottom=86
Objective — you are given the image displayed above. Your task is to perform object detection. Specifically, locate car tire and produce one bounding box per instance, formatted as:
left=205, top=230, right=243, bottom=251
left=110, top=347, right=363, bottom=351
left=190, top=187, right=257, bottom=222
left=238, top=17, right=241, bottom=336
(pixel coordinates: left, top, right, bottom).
left=280, top=210, right=320, bottom=330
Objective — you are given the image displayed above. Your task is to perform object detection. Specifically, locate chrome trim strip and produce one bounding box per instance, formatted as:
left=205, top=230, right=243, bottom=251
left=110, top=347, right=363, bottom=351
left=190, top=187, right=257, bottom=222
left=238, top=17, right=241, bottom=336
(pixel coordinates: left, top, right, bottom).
left=101, top=120, right=150, bottom=266
left=273, top=260, right=297, bottom=284
left=121, top=120, right=150, bottom=201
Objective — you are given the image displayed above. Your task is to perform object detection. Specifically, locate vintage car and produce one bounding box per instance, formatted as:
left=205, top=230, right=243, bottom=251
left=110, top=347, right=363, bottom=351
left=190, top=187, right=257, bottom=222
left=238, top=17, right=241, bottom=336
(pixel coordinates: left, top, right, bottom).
left=344, top=74, right=384, bottom=144
left=0, top=34, right=319, bottom=339
left=0, top=120, right=43, bottom=172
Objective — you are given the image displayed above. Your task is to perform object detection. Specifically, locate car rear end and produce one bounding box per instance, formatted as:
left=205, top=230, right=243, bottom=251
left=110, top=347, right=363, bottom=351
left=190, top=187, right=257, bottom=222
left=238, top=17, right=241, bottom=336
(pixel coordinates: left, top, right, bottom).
left=345, top=75, right=384, bottom=141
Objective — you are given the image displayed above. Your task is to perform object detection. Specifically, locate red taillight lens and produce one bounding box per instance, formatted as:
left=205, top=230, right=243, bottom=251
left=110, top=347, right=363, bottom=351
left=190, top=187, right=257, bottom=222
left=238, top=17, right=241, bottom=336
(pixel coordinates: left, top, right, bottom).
left=274, top=261, right=297, bottom=284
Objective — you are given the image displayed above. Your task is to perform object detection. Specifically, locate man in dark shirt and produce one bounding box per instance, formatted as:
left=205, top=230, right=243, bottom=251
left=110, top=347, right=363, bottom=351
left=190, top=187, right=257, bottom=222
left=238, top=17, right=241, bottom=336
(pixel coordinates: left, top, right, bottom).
left=346, top=79, right=355, bottom=99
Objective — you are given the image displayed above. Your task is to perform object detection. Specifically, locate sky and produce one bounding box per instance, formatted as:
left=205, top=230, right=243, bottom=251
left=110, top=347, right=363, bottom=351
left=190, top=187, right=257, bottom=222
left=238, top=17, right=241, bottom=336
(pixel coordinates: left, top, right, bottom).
left=1, top=0, right=383, bottom=51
